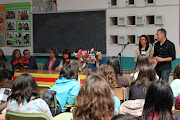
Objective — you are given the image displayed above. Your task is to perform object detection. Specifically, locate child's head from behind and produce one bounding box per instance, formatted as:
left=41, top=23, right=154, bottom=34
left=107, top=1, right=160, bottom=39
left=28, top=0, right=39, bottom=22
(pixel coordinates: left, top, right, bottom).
left=135, top=54, right=151, bottom=71
left=59, top=63, right=79, bottom=80
left=143, top=80, right=173, bottom=120
left=9, top=73, right=39, bottom=104
left=107, top=56, right=122, bottom=76
left=135, top=65, right=156, bottom=87
left=98, top=64, right=117, bottom=89
left=173, top=64, right=180, bottom=80
left=0, top=68, right=8, bottom=88
left=74, top=74, right=114, bottom=120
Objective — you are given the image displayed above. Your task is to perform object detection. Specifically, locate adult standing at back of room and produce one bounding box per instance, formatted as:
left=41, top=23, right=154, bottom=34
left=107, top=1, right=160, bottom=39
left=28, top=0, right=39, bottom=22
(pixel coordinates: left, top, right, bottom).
left=134, top=35, right=153, bottom=63
left=151, top=28, right=176, bottom=82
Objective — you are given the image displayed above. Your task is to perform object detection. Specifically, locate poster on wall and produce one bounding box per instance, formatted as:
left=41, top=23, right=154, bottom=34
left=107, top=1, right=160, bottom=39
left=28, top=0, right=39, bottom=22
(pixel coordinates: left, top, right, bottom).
left=0, top=4, right=6, bottom=46
left=32, top=0, right=57, bottom=13
left=5, top=2, right=31, bottom=47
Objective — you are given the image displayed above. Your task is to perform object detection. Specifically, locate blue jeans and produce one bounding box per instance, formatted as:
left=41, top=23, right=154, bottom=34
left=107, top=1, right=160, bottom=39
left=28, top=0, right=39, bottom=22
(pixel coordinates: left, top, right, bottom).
left=156, top=69, right=171, bottom=83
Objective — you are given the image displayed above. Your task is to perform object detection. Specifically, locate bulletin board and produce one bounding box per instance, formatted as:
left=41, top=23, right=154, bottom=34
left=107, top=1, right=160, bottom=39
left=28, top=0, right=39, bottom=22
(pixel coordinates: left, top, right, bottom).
left=0, top=4, right=5, bottom=46
left=5, top=2, right=31, bottom=47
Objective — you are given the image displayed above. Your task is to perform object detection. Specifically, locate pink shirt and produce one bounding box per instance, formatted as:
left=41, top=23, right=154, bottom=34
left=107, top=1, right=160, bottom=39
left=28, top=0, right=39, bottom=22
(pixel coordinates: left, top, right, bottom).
left=48, top=58, right=56, bottom=70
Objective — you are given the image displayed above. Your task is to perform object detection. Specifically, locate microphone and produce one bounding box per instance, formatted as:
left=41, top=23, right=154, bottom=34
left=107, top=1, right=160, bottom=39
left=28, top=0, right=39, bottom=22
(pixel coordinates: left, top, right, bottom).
left=118, top=42, right=130, bottom=56
left=124, top=42, right=129, bottom=47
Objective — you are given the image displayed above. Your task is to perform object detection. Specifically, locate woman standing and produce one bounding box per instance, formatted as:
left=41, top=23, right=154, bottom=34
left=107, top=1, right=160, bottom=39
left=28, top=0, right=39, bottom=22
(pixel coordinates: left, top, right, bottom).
left=134, top=35, right=153, bottom=62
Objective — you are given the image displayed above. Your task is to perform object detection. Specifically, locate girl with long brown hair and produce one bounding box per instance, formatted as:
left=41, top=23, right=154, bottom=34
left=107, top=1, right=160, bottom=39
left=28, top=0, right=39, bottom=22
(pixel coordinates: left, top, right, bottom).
left=74, top=75, right=114, bottom=120
left=11, top=49, right=21, bottom=63
left=97, top=64, right=120, bottom=114
left=129, top=65, right=156, bottom=100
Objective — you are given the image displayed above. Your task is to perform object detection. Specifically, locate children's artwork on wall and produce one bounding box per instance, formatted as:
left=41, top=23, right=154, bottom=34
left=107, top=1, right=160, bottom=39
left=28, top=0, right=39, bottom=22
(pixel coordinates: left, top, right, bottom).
left=0, top=24, right=5, bottom=31
left=23, top=32, right=30, bottom=45
left=0, top=4, right=5, bottom=46
left=0, top=12, right=4, bottom=24
left=6, top=20, right=16, bottom=31
left=17, top=22, right=30, bottom=31
left=32, top=0, right=57, bottom=12
left=17, top=9, right=29, bottom=20
left=6, top=32, right=13, bottom=38
left=14, top=32, right=21, bottom=38
left=5, top=2, right=31, bottom=46
left=6, top=39, right=13, bottom=45
left=6, top=10, right=15, bottom=19
left=14, top=38, right=22, bottom=46
left=0, top=33, right=5, bottom=45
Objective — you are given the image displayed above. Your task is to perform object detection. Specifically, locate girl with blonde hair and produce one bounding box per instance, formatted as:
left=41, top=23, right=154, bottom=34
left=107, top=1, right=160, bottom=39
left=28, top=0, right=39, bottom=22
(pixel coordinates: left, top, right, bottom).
left=74, top=75, right=114, bottom=120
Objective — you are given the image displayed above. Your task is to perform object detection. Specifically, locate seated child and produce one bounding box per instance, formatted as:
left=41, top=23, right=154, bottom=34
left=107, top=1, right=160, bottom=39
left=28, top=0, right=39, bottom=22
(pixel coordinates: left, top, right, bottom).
left=50, top=63, right=80, bottom=111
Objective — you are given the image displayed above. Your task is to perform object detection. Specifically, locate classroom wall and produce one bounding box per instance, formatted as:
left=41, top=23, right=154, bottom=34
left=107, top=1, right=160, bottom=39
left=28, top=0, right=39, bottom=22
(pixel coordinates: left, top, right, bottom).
left=0, top=0, right=179, bottom=70
left=107, top=5, right=179, bottom=57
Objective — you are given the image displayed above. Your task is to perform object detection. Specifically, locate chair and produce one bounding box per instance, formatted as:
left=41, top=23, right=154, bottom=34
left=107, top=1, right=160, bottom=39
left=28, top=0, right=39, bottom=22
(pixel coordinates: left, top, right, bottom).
left=38, top=85, right=51, bottom=92
left=6, top=110, right=50, bottom=120
left=173, top=109, right=180, bottom=116
left=37, top=63, right=44, bottom=70
left=114, top=87, right=130, bottom=101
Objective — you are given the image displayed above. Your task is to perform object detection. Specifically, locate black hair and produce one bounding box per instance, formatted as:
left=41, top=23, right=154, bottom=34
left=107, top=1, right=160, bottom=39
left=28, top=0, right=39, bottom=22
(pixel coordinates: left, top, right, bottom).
left=8, top=73, right=40, bottom=104
left=107, top=56, right=122, bottom=77
left=0, top=49, right=7, bottom=61
left=112, top=114, right=139, bottom=120
left=143, top=80, right=174, bottom=120
left=23, top=49, right=29, bottom=55
left=0, top=68, right=8, bottom=82
left=62, top=49, right=71, bottom=65
left=139, top=35, right=149, bottom=53
left=75, top=48, right=82, bottom=53
left=59, top=63, right=79, bottom=80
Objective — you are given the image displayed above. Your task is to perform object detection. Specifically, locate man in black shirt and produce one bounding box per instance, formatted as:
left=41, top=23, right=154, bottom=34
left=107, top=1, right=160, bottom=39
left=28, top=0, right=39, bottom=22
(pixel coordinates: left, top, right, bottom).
left=151, top=28, right=176, bottom=82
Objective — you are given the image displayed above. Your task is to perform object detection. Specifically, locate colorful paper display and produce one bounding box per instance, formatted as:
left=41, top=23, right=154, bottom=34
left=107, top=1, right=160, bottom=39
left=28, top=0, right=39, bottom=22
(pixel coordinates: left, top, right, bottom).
left=0, top=4, right=5, bottom=46
left=0, top=2, right=31, bottom=47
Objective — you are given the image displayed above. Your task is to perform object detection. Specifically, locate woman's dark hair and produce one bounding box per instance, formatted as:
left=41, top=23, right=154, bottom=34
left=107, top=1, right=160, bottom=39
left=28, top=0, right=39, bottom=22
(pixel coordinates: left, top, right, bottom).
left=95, top=50, right=102, bottom=59
left=135, top=54, right=151, bottom=72
left=0, top=49, right=7, bottom=61
left=133, top=65, right=156, bottom=88
left=0, top=57, right=5, bottom=67
left=62, top=49, right=71, bottom=65
left=74, top=48, right=82, bottom=60
left=173, top=64, right=180, bottom=79
left=8, top=73, right=40, bottom=104
left=143, top=80, right=174, bottom=120
left=50, top=48, right=58, bottom=58
left=107, top=56, right=122, bottom=77
left=112, top=114, right=139, bottom=120
left=11, top=49, right=21, bottom=62
left=59, top=63, right=79, bottom=80
left=139, top=35, right=149, bottom=54
left=75, top=48, right=82, bottom=53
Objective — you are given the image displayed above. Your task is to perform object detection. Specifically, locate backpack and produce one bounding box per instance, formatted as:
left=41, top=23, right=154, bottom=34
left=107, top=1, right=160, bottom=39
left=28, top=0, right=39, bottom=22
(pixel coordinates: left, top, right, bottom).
left=43, top=90, right=62, bottom=116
